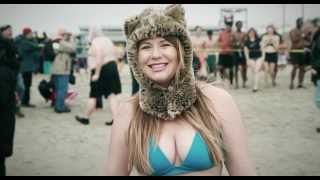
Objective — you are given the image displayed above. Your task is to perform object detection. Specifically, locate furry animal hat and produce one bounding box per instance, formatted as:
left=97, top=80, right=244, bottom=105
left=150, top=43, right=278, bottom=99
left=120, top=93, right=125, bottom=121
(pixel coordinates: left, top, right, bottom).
left=124, top=4, right=197, bottom=119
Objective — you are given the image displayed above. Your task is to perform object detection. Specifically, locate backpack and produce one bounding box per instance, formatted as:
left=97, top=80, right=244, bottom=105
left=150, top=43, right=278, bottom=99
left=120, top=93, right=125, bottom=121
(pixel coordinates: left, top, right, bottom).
left=38, top=79, right=54, bottom=101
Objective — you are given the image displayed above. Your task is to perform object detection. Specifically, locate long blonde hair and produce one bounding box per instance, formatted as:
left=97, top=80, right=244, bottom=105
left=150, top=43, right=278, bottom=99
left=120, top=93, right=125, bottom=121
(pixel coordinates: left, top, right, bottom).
left=127, top=36, right=225, bottom=174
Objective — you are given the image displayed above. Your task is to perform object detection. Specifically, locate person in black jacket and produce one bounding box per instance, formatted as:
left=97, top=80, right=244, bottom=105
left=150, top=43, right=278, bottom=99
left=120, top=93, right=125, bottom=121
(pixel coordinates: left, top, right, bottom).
left=0, top=25, right=20, bottom=176
left=311, top=28, right=320, bottom=108
left=310, top=26, right=320, bottom=134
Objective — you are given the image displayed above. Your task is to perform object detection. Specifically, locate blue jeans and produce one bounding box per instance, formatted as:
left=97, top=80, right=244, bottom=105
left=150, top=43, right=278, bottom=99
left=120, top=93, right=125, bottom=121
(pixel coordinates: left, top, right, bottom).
left=16, top=73, right=25, bottom=100
left=316, top=80, right=320, bottom=109
left=54, top=75, right=69, bottom=111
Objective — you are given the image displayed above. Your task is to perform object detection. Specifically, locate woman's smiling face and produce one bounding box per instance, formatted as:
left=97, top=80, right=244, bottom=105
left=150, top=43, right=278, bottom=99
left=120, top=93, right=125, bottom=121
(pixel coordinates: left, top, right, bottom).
left=138, top=37, right=179, bottom=88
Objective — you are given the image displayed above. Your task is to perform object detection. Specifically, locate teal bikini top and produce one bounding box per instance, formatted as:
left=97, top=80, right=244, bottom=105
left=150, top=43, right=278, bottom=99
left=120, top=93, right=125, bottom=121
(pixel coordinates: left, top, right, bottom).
left=148, top=132, right=215, bottom=176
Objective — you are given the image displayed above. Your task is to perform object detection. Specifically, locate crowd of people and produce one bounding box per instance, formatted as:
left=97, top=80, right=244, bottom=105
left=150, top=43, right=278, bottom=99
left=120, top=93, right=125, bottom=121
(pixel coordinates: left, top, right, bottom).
left=1, top=6, right=320, bottom=176
left=0, top=24, right=128, bottom=176
left=191, top=16, right=320, bottom=94
left=0, top=25, right=75, bottom=176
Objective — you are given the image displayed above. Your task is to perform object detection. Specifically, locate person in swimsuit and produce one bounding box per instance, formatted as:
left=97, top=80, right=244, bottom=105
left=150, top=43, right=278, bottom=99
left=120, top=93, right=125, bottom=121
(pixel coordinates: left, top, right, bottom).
left=289, top=18, right=307, bottom=89
left=204, top=30, right=217, bottom=80
left=232, top=21, right=247, bottom=89
left=218, top=16, right=235, bottom=86
left=261, top=25, right=280, bottom=87
left=191, top=26, right=206, bottom=80
left=244, top=28, right=264, bottom=93
left=106, top=5, right=256, bottom=176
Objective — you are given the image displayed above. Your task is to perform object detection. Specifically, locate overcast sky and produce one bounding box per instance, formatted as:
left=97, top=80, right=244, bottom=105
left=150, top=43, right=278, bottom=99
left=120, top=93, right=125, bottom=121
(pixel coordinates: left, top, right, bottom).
left=1, top=4, right=320, bottom=36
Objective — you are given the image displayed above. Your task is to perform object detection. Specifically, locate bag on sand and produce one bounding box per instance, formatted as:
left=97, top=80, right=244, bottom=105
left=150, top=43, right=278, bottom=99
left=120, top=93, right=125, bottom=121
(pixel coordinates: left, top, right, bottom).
left=38, top=79, right=54, bottom=101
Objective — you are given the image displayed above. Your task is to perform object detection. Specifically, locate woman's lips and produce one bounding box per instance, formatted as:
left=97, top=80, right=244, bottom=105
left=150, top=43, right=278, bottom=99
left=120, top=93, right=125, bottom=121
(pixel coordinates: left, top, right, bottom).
left=149, top=63, right=168, bottom=72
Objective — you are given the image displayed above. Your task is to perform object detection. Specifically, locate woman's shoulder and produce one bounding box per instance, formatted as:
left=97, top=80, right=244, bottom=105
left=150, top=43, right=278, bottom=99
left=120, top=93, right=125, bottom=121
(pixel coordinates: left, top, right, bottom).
left=198, top=82, right=231, bottom=96
left=198, top=83, right=241, bottom=125
left=198, top=82, right=234, bottom=105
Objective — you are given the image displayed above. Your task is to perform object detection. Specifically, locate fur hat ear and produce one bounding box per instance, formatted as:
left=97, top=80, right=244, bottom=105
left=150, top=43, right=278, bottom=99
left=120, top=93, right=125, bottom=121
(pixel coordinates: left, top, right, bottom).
left=124, top=16, right=140, bottom=38
left=164, top=4, right=186, bottom=27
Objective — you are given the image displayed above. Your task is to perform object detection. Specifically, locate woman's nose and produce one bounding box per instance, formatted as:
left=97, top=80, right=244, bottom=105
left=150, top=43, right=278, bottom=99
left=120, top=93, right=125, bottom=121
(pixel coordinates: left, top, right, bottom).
left=151, top=47, right=161, bottom=60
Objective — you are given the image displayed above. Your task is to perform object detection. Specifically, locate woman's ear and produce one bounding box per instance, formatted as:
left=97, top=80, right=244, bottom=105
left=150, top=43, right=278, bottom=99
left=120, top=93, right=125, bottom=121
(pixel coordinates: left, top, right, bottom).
left=124, top=16, right=140, bottom=39
left=164, top=4, right=186, bottom=27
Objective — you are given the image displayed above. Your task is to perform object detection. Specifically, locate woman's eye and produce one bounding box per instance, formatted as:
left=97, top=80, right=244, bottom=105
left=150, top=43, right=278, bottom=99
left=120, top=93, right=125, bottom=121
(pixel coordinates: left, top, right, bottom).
left=161, top=43, right=171, bottom=47
left=140, top=45, right=151, bottom=50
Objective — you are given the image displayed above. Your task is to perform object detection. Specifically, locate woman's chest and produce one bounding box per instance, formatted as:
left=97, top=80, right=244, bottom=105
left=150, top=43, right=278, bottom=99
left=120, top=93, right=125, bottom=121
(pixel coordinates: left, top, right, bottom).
left=154, top=121, right=203, bottom=165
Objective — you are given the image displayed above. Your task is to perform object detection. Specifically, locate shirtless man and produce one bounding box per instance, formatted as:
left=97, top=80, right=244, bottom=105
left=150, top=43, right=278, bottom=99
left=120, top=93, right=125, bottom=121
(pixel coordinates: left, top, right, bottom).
left=218, top=16, right=234, bottom=86
left=289, top=18, right=306, bottom=89
left=232, top=21, right=247, bottom=89
left=191, top=26, right=206, bottom=80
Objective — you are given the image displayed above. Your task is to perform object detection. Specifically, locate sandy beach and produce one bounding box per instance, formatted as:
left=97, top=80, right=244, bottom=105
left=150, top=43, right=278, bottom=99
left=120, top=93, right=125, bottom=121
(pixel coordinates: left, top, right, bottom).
left=6, top=64, right=320, bottom=176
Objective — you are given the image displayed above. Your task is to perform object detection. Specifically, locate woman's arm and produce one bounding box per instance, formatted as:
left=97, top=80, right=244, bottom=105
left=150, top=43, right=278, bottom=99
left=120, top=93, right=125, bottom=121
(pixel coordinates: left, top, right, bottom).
left=203, top=85, right=256, bottom=176
left=260, top=36, right=267, bottom=51
left=244, top=46, right=250, bottom=61
left=260, top=38, right=267, bottom=59
left=274, top=36, right=280, bottom=51
left=105, top=99, right=134, bottom=176
left=216, top=88, right=256, bottom=176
